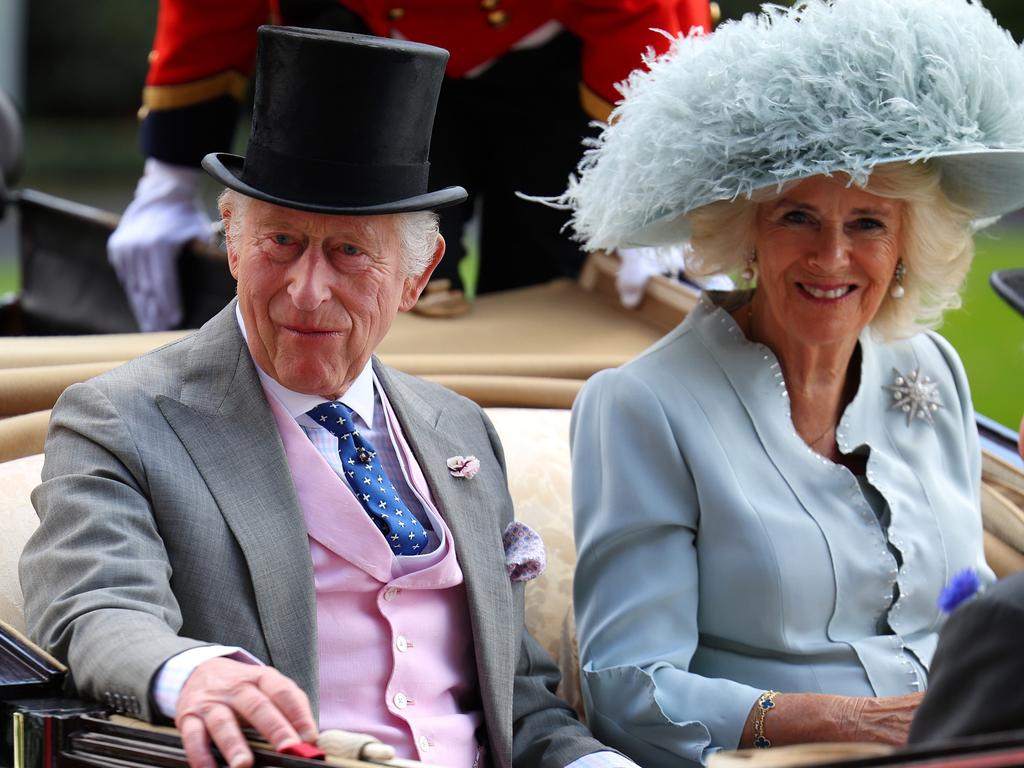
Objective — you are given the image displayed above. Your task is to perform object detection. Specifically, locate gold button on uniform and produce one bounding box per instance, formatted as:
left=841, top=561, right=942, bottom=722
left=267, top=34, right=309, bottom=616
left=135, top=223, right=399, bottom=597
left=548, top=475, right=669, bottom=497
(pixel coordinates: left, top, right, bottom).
left=486, top=9, right=508, bottom=27
left=480, top=0, right=499, bottom=9
left=387, top=7, right=405, bottom=20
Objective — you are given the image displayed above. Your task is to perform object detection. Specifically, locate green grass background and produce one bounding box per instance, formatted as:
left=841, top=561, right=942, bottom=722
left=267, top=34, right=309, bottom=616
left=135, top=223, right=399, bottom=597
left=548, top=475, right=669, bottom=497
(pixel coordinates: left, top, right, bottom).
left=0, top=232, right=1020, bottom=429
left=940, top=231, right=1024, bottom=431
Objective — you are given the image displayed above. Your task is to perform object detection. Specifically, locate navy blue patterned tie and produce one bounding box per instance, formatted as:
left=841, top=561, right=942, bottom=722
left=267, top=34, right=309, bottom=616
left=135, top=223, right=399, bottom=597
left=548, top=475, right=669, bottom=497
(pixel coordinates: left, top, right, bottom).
left=306, top=402, right=429, bottom=555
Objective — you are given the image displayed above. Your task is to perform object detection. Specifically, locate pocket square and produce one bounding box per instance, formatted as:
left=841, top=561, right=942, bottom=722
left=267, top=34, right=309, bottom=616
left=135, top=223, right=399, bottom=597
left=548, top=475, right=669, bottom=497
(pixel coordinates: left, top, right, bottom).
left=502, top=521, right=546, bottom=582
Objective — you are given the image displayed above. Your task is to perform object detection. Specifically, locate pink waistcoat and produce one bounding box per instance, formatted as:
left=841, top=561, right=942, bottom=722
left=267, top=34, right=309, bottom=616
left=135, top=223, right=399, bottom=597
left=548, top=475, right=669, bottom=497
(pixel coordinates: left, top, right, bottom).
left=266, top=392, right=484, bottom=767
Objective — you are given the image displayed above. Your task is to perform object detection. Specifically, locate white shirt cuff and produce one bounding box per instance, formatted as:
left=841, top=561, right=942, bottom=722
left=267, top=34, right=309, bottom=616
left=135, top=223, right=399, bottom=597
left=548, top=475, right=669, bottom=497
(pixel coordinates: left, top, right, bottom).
left=566, top=751, right=640, bottom=768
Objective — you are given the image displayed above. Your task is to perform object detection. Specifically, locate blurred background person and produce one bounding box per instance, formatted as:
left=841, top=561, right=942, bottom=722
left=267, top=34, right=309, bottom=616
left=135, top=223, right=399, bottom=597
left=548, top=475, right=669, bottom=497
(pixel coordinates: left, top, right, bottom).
left=908, top=277, right=1024, bottom=745
left=107, top=0, right=713, bottom=331
left=563, top=0, right=1024, bottom=764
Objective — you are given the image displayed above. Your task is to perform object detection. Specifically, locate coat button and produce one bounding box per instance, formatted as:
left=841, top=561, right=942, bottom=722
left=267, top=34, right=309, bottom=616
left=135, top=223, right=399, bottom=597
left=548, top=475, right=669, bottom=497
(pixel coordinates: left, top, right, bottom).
left=387, top=7, right=404, bottom=20
left=479, top=0, right=499, bottom=9
left=393, top=692, right=408, bottom=709
left=486, top=9, right=508, bottom=27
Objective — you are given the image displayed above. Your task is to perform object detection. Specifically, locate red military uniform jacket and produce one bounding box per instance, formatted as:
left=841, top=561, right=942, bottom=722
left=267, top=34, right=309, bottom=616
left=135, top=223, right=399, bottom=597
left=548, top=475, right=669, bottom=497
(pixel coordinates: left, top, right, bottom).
left=141, top=0, right=712, bottom=164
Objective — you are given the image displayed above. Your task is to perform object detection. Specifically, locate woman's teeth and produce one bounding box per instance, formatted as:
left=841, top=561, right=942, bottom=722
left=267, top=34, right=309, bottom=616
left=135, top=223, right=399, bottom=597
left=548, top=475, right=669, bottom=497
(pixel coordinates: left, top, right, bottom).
left=801, top=284, right=852, bottom=299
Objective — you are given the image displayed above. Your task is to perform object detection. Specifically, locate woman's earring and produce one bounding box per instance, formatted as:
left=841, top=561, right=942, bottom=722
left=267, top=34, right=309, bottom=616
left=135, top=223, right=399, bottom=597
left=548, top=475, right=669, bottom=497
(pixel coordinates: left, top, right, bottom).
left=890, top=260, right=906, bottom=299
left=741, top=252, right=757, bottom=282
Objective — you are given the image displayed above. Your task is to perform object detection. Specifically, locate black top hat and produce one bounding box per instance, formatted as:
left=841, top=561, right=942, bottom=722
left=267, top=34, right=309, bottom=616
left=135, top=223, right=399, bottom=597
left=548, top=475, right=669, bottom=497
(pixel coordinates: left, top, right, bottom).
left=202, top=27, right=467, bottom=214
left=991, top=269, right=1024, bottom=319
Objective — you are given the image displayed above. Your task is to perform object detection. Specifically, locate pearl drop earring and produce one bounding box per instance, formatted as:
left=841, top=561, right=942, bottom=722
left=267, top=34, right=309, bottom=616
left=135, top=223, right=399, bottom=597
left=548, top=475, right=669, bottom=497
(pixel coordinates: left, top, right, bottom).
left=890, top=260, right=906, bottom=299
left=741, top=252, right=757, bottom=282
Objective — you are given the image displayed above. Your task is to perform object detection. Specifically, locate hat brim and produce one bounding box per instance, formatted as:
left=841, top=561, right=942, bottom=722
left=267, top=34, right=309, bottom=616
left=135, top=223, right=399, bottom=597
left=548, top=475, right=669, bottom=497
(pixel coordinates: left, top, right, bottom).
left=990, top=269, right=1024, bottom=318
left=623, top=148, right=1024, bottom=248
left=203, top=153, right=468, bottom=215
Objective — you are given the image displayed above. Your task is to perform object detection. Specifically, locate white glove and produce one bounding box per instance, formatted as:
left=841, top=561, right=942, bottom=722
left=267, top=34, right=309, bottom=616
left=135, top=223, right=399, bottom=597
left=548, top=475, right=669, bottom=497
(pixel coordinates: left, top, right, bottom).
left=616, top=245, right=734, bottom=307
left=615, top=246, right=687, bottom=307
left=688, top=271, right=735, bottom=291
left=108, top=158, right=214, bottom=331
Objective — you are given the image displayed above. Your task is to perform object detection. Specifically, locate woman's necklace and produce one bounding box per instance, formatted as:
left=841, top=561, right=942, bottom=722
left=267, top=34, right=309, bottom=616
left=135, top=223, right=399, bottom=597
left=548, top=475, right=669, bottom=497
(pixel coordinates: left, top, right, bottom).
left=806, top=424, right=835, bottom=449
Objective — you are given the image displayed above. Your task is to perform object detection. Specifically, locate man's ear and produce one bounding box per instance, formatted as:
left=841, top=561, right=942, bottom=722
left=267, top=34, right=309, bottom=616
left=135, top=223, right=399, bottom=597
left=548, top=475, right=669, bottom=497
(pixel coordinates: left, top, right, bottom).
left=399, top=234, right=446, bottom=312
left=222, top=207, right=240, bottom=279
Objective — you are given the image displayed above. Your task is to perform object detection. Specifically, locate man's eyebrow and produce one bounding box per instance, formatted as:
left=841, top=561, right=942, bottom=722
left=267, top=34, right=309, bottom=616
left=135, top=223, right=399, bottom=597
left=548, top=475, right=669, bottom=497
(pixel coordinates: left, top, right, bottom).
left=254, top=217, right=301, bottom=229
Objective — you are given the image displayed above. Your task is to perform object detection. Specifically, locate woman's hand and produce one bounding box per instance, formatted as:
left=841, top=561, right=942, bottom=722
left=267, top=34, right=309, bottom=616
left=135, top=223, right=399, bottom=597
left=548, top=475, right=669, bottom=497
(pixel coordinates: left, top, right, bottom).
left=834, top=693, right=924, bottom=745
left=740, top=691, right=924, bottom=748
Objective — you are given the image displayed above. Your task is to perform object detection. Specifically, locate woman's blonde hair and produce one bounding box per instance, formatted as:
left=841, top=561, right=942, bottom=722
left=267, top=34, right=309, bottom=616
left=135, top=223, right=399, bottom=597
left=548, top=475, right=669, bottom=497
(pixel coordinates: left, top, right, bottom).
left=686, top=162, right=976, bottom=341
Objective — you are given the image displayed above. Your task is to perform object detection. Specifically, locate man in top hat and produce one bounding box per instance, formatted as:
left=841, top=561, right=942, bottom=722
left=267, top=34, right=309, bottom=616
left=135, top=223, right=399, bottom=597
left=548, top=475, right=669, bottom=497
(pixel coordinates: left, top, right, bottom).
left=20, top=28, right=634, bottom=768
left=107, top=0, right=713, bottom=331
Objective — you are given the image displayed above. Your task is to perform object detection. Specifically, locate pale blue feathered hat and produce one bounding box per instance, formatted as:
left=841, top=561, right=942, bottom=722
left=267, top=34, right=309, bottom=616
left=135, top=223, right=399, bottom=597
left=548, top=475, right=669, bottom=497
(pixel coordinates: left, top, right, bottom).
left=566, top=0, right=1024, bottom=250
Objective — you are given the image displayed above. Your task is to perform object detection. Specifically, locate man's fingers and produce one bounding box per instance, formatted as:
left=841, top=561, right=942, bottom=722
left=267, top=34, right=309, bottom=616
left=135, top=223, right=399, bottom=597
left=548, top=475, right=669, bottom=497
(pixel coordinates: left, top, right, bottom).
left=256, top=673, right=318, bottom=742
left=178, top=712, right=219, bottom=768
left=191, top=701, right=255, bottom=768
left=232, top=685, right=302, bottom=749
left=176, top=659, right=316, bottom=767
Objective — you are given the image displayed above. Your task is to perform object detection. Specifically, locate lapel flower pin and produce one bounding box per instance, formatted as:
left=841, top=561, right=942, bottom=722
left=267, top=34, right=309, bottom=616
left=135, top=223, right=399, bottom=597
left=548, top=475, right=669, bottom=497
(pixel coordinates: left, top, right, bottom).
left=937, top=567, right=982, bottom=614
left=447, top=455, right=480, bottom=479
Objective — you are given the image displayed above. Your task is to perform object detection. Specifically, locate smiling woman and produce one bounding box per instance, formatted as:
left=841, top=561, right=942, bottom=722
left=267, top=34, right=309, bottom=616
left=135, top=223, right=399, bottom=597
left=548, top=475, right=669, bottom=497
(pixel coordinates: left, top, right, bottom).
left=687, top=162, right=976, bottom=343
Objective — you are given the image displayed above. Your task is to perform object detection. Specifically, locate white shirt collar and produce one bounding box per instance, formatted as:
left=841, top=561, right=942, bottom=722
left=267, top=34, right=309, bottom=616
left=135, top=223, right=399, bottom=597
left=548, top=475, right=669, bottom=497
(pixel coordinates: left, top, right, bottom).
left=234, top=303, right=376, bottom=426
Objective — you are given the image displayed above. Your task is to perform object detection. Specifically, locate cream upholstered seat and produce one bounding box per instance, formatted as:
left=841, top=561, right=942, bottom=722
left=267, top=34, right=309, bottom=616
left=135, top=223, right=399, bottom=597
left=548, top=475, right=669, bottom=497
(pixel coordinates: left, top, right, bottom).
left=0, top=453, right=45, bottom=633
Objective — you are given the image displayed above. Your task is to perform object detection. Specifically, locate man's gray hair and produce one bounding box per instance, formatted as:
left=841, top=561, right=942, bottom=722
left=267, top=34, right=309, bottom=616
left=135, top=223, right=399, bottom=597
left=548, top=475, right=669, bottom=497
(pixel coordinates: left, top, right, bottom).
left=218, top=189, right=440, bottom=277
left=396, top=211, right=441, bottom=278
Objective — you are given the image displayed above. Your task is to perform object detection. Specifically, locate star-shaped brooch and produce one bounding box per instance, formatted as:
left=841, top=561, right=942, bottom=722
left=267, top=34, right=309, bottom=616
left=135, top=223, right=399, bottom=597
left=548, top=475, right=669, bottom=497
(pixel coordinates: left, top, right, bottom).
left=883, top=367, right=943, bottom=426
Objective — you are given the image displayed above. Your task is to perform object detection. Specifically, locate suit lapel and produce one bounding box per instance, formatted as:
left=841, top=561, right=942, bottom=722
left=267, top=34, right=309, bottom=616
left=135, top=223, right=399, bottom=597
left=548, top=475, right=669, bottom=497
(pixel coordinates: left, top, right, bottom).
left=156, top=304, right=319, bottom=712
left=374, top=361, right=516, bottom=755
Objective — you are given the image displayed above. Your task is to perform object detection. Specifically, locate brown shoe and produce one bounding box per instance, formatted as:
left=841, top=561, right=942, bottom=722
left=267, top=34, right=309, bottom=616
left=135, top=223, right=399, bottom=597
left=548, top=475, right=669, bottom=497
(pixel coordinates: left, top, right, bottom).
left=412, top=280, right=472, bottom=318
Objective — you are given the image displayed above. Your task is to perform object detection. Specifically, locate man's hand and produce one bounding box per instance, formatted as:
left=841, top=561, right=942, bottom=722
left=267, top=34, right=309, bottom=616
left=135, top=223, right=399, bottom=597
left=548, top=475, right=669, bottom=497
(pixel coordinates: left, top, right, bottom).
left=175, top=657, right=318, bottom=768
left=616, top=245, right=736, bottom=307
left=108, top=158, right=215, bottom=332
left=615, top=246, right=683, bottom=308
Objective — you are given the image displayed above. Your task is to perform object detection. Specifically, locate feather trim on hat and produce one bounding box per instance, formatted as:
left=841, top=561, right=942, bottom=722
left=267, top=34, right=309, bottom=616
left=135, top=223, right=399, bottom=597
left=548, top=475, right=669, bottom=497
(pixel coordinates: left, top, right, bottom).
left=563, top=0, right=1024, bottom=250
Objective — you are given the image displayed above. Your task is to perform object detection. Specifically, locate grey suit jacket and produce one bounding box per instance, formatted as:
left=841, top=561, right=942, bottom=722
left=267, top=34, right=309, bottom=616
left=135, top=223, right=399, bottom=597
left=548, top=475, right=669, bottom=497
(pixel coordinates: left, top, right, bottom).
left=20, top=302, right=603, bottom=768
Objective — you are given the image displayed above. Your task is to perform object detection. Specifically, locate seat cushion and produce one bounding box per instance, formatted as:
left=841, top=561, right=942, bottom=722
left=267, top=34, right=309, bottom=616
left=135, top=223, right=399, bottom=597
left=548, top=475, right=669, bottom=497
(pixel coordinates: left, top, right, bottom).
left=0, top=453, right=43, bottom=632
left=485, top=408, right=575, bottom=661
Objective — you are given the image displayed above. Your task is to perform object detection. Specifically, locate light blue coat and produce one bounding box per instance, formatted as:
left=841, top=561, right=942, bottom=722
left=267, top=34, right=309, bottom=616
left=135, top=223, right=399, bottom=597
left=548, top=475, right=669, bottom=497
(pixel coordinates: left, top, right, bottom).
left=571, top=293, right=992, bottom=767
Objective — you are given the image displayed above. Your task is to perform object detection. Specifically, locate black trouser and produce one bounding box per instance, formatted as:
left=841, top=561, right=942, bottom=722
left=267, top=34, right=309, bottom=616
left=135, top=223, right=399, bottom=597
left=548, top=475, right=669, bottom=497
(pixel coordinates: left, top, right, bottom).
left=427, top=32, right=594, bottom=294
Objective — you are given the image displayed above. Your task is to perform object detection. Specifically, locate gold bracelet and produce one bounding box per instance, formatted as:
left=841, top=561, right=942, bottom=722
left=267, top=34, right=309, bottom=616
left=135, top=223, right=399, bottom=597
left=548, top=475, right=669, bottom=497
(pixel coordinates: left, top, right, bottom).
left=753, top=690, right=777, bottom=748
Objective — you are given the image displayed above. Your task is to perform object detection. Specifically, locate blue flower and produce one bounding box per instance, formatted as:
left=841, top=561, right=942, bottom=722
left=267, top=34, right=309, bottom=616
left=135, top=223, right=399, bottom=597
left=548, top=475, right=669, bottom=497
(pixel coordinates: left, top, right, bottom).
left=937, top=568, right=981, bottom=613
